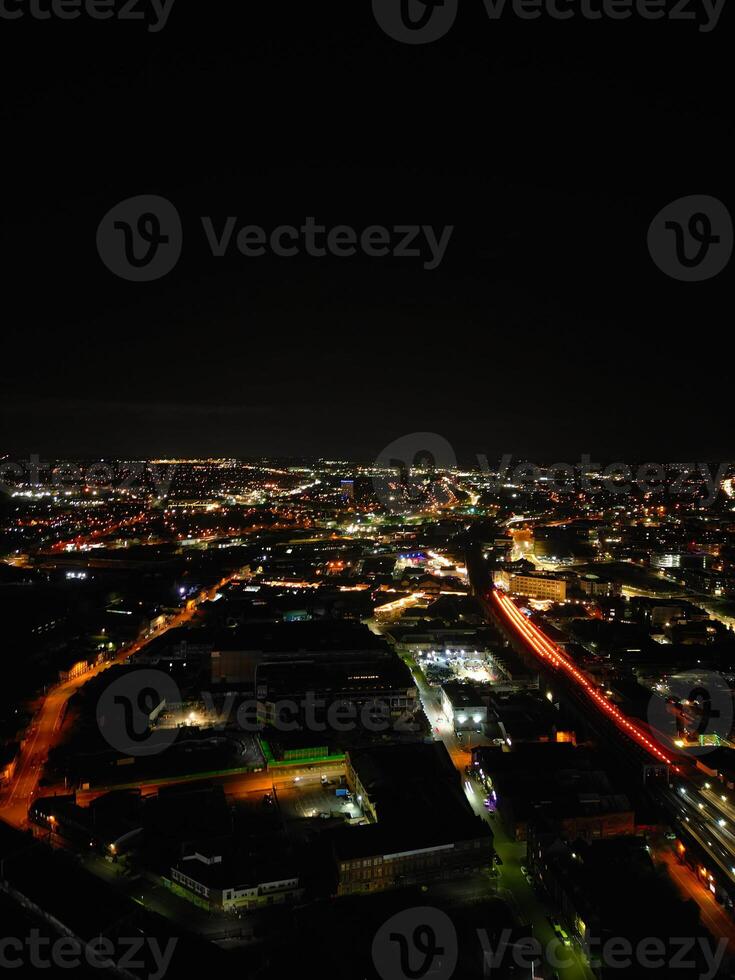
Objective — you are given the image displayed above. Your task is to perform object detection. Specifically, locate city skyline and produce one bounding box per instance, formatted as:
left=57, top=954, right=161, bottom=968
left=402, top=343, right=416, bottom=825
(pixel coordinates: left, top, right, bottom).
left=3, top=449, right=735, bottom=978
left=2, top=1, right=734, bottom=977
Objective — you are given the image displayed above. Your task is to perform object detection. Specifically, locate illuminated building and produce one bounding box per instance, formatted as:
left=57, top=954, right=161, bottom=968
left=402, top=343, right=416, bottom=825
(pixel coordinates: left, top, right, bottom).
left=340, top=479, right=355, bottom=503
left=335, top=743, right=492, bottom=895
left=171, top=851, right=302, bottom=911
left=494, top=569, right=567, bottom=601
left=440, top=681, right=488, bottom=732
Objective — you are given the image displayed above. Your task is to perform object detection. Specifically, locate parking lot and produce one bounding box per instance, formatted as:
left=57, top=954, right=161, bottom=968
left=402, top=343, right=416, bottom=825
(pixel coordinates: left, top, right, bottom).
left=275, top=774, right=365, bottom=831
left=417, top=650, right=498, bottom=687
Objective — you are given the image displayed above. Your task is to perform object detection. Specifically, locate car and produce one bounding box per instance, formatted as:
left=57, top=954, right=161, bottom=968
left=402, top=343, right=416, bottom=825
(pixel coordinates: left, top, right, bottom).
left=665, top=832, right=677, bottom=840
left=493, top=853, right=503, bottom=865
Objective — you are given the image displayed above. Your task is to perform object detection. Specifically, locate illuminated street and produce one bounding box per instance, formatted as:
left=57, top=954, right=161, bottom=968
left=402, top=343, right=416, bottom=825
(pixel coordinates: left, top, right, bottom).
left=0, top=576, right=239, bottom=827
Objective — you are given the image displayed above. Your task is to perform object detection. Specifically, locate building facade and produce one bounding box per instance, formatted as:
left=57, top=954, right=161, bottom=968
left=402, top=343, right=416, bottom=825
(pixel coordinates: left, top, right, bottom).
left=494, top=571, right=567, bottom=602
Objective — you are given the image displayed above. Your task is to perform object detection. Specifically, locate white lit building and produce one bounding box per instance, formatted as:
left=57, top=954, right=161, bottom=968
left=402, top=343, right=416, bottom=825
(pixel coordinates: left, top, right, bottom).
left=440, top=682, right=488, bottom=731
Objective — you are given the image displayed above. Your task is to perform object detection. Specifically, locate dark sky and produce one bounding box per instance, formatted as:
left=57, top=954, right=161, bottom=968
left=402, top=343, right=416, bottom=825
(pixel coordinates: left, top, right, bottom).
left=1, top=1, right=731, bottom=462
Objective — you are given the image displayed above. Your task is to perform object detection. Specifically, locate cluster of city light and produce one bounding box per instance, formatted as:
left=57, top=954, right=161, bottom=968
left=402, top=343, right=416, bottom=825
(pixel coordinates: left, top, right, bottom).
left=493, top=589, right=671, bottom=764
left=374, top=592, right=425, bottom=616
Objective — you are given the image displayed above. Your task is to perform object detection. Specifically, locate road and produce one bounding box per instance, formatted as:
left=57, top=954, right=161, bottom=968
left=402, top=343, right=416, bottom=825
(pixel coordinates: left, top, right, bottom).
left=492, top=589, right=671, bottom=764
left=462, top=776, right=595, bottom=980
left=397, top=637, right=594, bottom=980
left=0, top=575, right=241, bottom=828
left=489, top=585, right=735, bottom=941
left=654, top=843, right=735, bottom=952
left=660, top=781, right=735, bottom=895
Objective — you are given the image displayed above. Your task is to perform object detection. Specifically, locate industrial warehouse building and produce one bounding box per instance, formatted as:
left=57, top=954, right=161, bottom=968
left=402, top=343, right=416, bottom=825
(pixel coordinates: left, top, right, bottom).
left=333, top=742, right=492, bottom=895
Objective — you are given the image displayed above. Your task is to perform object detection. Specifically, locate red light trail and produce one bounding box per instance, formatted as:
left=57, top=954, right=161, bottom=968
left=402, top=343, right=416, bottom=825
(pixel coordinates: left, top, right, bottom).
left=492, top=589, right=671, bottom=765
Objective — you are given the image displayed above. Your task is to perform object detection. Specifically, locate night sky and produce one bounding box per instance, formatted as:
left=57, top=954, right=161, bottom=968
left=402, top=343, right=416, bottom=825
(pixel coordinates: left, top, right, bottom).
left=1, top=2, right=731, bottom=462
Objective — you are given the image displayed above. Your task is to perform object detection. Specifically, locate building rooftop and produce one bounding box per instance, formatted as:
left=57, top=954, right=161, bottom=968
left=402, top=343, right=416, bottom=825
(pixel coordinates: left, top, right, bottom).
left=487, top=691, right=561, bottom=741
left=441, top=680, right=489, bottom=710
left=337, top=742, right=491, bottom=858
left=175, top=848, right=298, bottom=891
left=213, top=620, right=388, bottom=654
left=535, top=834, right=707, bottom=945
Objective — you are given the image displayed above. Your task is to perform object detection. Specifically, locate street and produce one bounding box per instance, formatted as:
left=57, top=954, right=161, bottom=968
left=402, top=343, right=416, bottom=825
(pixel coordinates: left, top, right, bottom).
left=0, top=574, right=241, bottom=827
left=400, top=642, right=595, bottom=980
